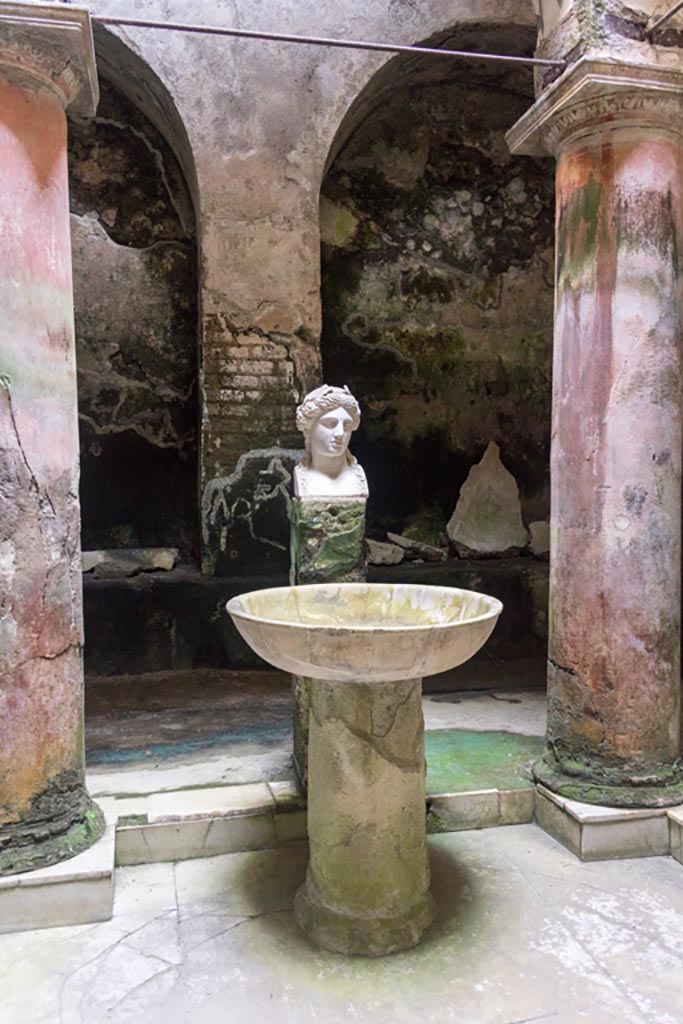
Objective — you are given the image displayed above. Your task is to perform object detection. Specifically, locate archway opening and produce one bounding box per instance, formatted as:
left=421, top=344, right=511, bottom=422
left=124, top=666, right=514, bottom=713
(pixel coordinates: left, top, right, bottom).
left=69, top=73, right=199, bottom=562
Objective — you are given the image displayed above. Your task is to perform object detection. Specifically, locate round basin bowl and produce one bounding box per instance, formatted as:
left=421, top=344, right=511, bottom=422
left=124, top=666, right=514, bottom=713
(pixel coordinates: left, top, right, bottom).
left=227, top=582, right=502, bottom=683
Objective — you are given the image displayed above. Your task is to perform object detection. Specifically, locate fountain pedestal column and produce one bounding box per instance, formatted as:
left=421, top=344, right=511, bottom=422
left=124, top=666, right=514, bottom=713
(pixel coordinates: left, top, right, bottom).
left=0, top=6, right=103, bottom=873
left=508, top=60, right=683, bottom=806
left=294, top=676, right=435, bottom=956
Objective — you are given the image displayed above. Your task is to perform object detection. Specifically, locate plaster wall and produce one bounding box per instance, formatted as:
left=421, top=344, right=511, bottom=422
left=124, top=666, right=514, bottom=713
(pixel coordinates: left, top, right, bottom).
left=81, top=0, right=539, bottom=574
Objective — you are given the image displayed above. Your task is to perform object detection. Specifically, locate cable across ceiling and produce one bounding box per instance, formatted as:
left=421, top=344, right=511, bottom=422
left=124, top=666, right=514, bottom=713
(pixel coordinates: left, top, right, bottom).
left=91, top=14, right=565, bottom=70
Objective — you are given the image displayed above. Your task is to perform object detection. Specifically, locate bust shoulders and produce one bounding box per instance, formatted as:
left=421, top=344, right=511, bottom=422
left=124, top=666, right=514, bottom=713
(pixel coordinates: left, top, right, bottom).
left=294, top=458, right=368, bottom=499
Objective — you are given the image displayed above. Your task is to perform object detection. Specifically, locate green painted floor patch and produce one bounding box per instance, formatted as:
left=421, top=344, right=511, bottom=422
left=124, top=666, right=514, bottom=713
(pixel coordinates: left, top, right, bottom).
left=425, top=729, right=544, bottom=794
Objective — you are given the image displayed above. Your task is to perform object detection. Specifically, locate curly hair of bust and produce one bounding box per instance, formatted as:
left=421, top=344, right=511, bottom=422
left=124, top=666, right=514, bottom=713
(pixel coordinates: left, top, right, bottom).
left=295, top=385, right=361, bottom=453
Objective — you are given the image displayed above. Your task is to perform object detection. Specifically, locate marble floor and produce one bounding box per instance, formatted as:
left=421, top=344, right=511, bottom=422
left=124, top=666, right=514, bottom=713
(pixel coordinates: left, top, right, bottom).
left=4, top=823, right=683, bottom=1024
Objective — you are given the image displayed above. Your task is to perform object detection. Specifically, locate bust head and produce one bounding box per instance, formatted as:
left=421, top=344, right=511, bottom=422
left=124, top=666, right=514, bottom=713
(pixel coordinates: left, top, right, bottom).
left=294, top=384, right=367, bottom=498
left=296, top=385, right=361, bottom=468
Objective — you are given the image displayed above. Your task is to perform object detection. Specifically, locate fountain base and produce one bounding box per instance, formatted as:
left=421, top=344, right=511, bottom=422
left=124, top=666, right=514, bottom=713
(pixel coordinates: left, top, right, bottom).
left=294, top=873, right=436, bottom=957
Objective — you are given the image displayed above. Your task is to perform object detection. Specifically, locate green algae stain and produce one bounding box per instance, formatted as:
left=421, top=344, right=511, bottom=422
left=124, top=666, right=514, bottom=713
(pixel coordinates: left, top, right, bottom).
left=425, top=728, right=544, bottom=794
left=557, top=173, right=603, bottom=287
left=320, top=197, right=360, bottom=249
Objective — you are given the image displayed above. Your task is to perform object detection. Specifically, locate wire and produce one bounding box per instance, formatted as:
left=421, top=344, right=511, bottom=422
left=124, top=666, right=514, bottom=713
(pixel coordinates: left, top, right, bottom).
left=91, top=15, right=565, bottom=69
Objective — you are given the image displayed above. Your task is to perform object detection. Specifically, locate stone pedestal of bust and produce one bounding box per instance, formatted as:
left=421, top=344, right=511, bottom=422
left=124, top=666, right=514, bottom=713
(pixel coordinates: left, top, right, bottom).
left=290, top=385, right=368, bottom=785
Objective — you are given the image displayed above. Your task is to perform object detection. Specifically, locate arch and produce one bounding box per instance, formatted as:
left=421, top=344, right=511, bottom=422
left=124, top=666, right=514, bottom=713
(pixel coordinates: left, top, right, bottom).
left=318, top=17, right=555, bottom=565
left=324, top=19, right=540, bottom=175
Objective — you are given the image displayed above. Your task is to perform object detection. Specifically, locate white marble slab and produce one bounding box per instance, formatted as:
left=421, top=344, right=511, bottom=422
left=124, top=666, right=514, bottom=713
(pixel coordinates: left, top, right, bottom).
left=535, top=785, right=675, bottom=861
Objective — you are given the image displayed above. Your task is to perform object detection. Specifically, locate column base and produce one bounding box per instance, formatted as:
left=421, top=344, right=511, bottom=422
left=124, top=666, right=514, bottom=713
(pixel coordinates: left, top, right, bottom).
left=293, top=873, right=436, bottom=957
left=0, top=781, right=105, bottom=876
left=534, top=749, right=683, bottom=809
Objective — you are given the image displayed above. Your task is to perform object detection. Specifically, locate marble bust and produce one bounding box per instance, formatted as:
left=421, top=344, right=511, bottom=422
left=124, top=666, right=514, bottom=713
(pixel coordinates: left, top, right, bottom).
left=293, top=384, right=368, bottom=499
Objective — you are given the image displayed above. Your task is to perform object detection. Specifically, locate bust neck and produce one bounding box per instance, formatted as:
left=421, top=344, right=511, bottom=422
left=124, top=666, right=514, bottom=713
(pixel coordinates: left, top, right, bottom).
left=310, top=451, right=348, bottom=479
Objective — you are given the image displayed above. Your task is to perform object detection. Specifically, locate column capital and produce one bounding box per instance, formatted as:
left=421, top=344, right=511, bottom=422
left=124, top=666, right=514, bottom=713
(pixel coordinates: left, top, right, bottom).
left=507, top=57, right=683, bottom=157
left=0, top=2, right=98, bottom=115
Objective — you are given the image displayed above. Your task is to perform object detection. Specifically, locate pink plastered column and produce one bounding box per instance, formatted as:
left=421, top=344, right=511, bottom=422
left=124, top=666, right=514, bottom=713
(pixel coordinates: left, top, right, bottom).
left=0, top=6, right=102, bottom=872
left=509, top=61, right=683, bottom=806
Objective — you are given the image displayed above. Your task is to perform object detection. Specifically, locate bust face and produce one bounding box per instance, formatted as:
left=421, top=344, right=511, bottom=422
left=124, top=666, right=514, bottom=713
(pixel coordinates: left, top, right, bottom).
left=309, top=405, right=355, bottom=462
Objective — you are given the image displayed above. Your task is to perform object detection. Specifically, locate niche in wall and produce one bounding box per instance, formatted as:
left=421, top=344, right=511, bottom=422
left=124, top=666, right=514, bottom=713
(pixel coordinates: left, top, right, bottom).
left=69, top=78, right=199, bottom=560
left=320, top=37, right=555, bottom=544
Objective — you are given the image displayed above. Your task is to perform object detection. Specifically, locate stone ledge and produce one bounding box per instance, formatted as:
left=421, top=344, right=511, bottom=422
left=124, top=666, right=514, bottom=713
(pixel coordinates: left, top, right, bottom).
left=105, top=780, right=683, bottom=869
left=112, top=778, right=536, bottom=867
left=0, top=798, right=115, bottom=933
left=6, top=780, right=683, bottom=935
left=535, top=784, right=677, bottom=861
left=147, top=782, right=275, bottom=823
left=114, top=781, right=307, bottom=866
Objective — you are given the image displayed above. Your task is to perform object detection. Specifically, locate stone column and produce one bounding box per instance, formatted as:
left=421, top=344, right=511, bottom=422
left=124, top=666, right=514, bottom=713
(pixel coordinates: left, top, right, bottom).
left=294, top=676, right=435, bottom=956
left=0, top=5, right=103, bottom=872
left=508, top=59, right=683, bottom=806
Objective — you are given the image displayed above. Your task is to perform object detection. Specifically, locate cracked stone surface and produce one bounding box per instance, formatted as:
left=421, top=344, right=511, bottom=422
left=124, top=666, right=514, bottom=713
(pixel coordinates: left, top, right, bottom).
left=84, top=0, right=551, bottom=575
left=290, top=497, right=368, bottom=788
left=3, top=825, right=683, bottom=1022
left=201, top=447, right=301, bottom=575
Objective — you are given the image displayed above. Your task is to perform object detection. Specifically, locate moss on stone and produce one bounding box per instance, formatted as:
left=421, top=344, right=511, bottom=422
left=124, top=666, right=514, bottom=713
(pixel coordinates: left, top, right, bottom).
left=320, top=81, right=554, bottom=537
left=0, top=799, right=105, bottom=876
left=402, top=506, right=448, bottom=548
left=534, top=748, right=683, bottom=808
left=577, top=0, right=607, bottom=46
left=118, top=813, right=149, bottom=826
left=320, top=197, right=360, bottom=249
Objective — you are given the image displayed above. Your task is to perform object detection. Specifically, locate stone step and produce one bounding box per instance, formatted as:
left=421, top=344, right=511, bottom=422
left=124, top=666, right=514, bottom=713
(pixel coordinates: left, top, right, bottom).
left=535, top=784, right=683, bottom=861
left=113, top=780, right=683, bottom=867
left=113, top=778, right=538, bottom=866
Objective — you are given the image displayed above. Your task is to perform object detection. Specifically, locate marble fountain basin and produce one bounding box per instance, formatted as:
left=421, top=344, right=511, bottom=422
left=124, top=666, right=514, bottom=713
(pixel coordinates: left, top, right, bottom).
left=226, top=582, right=503, bottom=683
